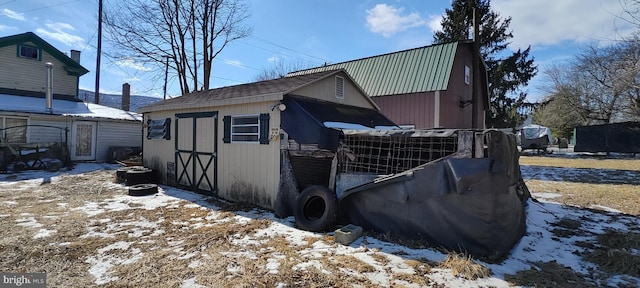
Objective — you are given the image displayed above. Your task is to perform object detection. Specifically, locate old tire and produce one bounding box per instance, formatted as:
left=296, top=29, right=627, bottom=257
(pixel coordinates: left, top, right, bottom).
left=125, top=168, right=154, bottom=186
left=128, top=184, right=158, bottom=196
left=115, top=166, right=141, bottom=183
left=294, top=185, right=337, bottom=232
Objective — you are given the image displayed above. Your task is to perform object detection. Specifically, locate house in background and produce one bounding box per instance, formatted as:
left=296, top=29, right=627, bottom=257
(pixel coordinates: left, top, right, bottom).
left=139, top=69, right=395, bottom=211
left=288, top=41, right=489, bottom=129
left=0, top=32, right=141, bottom=164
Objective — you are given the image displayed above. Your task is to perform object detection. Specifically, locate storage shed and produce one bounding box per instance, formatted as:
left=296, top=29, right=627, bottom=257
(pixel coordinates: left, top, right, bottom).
left=139, top=69, right=395, bottom=210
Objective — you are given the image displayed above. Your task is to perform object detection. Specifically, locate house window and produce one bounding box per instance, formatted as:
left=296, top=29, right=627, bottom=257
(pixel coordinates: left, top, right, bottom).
left=335, top=76, right=344, bottom=99
left=464, top=65, right=470, bottom=85
left=0, top=117, right=28, bottom=144
left=223, top=114, right=270, bottom=144
left=18, top=44, right=40, bottom=60
left=146, top=118, right=171, bottom=140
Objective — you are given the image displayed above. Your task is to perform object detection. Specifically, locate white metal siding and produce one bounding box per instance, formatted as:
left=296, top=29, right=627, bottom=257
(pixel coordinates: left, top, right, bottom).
left=0, top=42, right=78, bottom=96
left=96, top=121, right=142, bottom=162
left=28, top=117, right=70, bottom=143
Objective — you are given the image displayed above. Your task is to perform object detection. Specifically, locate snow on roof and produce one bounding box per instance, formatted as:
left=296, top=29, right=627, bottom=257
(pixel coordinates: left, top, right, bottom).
left=0, top=94, right=141, bottom=121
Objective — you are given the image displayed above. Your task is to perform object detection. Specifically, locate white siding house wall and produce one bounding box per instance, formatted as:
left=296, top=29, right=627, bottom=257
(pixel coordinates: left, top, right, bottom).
left=28, top=116, right=70, bottom=143
left=96, top=121, right=142, bottom=162
left=0, top=42, right=78, bottom=97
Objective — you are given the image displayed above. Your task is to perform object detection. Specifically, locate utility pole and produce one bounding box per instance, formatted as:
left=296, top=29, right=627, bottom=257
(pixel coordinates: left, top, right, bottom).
left=163, top=55, right=169, bottom=100
left=94, top=0, right=103, bottom=104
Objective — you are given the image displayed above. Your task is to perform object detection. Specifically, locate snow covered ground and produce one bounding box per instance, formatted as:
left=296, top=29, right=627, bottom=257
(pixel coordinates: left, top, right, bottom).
left=0, top=162, right=638, bottom=287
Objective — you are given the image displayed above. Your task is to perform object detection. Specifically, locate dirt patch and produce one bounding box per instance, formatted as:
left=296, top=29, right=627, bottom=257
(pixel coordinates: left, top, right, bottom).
left=579, top=230, right=640, bottom=278
left=504, top=261, right=599, bottom=287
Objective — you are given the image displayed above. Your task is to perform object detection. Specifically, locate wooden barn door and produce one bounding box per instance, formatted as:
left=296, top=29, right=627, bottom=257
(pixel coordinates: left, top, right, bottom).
left=175, top=112, right=218, bottom=194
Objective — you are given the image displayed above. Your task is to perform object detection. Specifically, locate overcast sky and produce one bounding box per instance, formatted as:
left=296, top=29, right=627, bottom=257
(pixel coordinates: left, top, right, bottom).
left=0, top=0, right=636, bottom=101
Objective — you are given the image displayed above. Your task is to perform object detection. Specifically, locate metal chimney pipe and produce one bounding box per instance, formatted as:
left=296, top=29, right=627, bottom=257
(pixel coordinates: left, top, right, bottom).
left=45, top=62, right=54, bottom=113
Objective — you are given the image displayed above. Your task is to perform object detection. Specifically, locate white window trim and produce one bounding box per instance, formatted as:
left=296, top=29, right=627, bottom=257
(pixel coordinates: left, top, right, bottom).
left=231, top=114, right=260, bottom=143
left=18, top=44, right=40, bottom=60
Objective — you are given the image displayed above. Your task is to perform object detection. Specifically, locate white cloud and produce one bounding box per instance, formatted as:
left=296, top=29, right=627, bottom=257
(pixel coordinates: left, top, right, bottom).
left=366, top=4, right=428, bottom=37
left=0, top=24, right=18, bottom=32
left=3, top=8, right=25, bottom=21
left=493, top=0, right=636, bottom=49
left=115, top=59, right=152, bottom=72
left=223, top=59, right=244, bottom=68
left=124, top=77, right=141, bottom=82
left=267, top=56, right=279, bottom=63
left=427, top=14, right=442, bottom=34
left=35, top=22, right=85, bottom=47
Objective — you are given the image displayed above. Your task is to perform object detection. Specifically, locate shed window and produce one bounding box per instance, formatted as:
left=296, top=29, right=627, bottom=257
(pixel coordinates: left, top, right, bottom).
left=18, top=44, right=40, bottom=60
left=223, top=114, right=270, bottom=144
left=464, top=65, right=470, bottom=85
left=147, top=118, right=171, bottom=140
left=335, top=76, right=344, bottom=99
left=0, top=117, right=28, bottom=144
left=231, top=115, right=260, bottom=142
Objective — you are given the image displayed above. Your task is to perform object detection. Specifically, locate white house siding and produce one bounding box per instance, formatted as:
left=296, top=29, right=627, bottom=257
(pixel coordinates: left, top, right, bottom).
left=292, top=72, right=376, bottom=109
left=0, top=42, right=78, bottom=97
left=28, top=116, right=71, bottom=143
left=143, top=100, right=282, bottom=210
left=95, top=120, right=142, bottom=162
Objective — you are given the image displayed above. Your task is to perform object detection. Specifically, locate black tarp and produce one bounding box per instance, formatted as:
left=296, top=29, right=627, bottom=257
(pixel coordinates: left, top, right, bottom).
left=574, top=122, right=640, bottom=153
left=280, top=96, right=396, bottom=150
left=338, top=131, right=528, bottom=260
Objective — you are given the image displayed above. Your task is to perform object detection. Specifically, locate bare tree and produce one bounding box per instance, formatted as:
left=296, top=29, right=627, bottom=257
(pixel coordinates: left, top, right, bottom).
left=541, top=40, right=640, bottom=127
left=253, top=59, right=316, bottom=82
left=104, top=0, right=251, bottom=95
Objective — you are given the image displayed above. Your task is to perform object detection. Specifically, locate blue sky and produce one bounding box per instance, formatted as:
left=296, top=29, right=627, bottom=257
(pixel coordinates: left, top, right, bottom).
left=0, top=0, right=636, bottom=102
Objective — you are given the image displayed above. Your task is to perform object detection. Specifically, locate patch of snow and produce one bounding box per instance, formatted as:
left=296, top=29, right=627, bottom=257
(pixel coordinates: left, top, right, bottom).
left=532, top=192, right=562, bottom=199
left=15, top=216, right=43, bottom=228
left=188, top=260, right=201, bottom=269
left=33, top=228, right=56, bottom=239
left=0, top=93, right=141, bottom=121
left=3, top=200, right=18, bottom=205
left=181, top=277, right=206, bottom=288
left=589, top=205, right=622, bottom=213
left=87, top=241, right=143, bottom=285
left=86, top=256, right=118, bottom=285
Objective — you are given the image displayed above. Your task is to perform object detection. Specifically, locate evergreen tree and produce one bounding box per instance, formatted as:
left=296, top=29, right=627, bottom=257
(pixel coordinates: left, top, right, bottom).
left=434, top=0, right=537, bottom=128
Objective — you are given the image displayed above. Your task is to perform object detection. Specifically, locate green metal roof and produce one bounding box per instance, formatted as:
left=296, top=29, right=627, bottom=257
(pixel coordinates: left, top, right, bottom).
left=288, top=42, right=458, bottom=97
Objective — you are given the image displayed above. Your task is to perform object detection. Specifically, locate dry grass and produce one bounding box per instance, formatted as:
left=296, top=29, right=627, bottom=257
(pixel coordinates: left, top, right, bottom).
left=525, top=179, right=640, bottom=215
left=0, top=169, right=435, bottom=287
left=521, top=155, right=640, bottom=215
left=438, top=252, right=491, bottom=280
left=519, top=155, right=640, bottom=171
left=579, top=231, right=640, bottom=278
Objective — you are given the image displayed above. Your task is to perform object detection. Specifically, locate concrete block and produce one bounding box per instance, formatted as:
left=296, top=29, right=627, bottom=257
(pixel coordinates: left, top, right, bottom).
left=334, top=224, right=363, bottom=245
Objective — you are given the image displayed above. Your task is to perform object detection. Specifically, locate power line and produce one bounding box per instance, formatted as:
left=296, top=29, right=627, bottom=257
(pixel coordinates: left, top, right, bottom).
left=0, top=0, right=82, bottom=16
left=0, top=0, right=18, bottom=6
left=248, top=35, right=329, bottom=63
